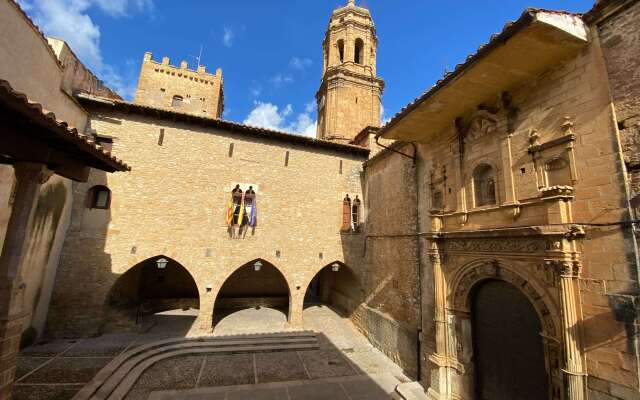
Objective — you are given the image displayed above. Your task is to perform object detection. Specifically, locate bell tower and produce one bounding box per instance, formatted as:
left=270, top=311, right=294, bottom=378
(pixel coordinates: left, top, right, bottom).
left=316, top=0, right=385, bottom=144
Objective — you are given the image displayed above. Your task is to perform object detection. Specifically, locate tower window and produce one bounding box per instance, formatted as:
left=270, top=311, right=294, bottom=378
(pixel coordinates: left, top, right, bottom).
left=355, top=38, right=364, bottom=65
left=171, top=95, right=183, bottom=108
left=337, top=39, right=345, bottom=63
left=158, top=129, right=165, bottom=146
left=285, top=151, right=290, bottom=167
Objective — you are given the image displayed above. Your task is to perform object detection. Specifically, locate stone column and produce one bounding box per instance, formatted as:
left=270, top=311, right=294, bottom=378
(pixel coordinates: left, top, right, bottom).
left=288, top=288, right=305, bottom=329
left=426, top=233, right=460, bottom=400
left=0, top=162, right=49, bottom=399
left=549, top=259, right=587, bottom=400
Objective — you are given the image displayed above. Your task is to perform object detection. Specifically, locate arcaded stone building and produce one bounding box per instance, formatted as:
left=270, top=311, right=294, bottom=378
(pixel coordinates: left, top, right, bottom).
left=1, top=0, right=640, bottom=399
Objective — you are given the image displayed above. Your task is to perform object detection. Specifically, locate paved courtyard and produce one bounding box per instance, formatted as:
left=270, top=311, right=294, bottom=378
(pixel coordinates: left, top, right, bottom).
left=14, top=305, right=409, bottom=400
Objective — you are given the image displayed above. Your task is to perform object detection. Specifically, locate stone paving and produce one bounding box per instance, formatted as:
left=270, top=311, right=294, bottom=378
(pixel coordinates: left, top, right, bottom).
left=14, top=305, right=409, bottom=400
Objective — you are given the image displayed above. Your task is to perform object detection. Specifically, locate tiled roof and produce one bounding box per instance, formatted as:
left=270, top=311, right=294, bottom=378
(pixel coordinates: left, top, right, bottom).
left=0, top=79, right=130, bottom=172
left=376, top=8, right=583, bottom=139
left=76, top=93, right=370, bottom=156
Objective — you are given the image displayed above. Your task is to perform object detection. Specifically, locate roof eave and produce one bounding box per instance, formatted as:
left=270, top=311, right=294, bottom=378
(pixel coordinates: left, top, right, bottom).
left=378, top=9, right=589, bottom=142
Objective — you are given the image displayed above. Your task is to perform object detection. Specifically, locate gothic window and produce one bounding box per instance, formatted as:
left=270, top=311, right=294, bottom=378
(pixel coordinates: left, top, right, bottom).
left=337, top=40, right=345, bottom=63
left=351, top=195, right=362, bottom=231
left=354, top=38, right=364, bottom=64
left=87, top=185, right=111, bottom=209
left=171, top=95, right=183, bottom=108
left=473, top=164, right=497, bottom=207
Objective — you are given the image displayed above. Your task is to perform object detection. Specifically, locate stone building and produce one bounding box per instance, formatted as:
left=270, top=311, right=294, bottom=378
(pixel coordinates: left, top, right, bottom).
left=1, top=0, right=639, bottom=399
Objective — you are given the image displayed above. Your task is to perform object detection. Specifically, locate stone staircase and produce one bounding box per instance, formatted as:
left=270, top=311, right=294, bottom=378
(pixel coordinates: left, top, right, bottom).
left=72, top=331, right=318, bottom=400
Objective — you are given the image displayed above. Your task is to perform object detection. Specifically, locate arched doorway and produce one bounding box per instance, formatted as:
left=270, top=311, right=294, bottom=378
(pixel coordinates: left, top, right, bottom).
left=304, top=262, right=361, bottom=316
left=471, top=279, right=549, bottom=400
left=213, top=259, right=290, bottom=333
left=107, top=256, right=199, bottom=334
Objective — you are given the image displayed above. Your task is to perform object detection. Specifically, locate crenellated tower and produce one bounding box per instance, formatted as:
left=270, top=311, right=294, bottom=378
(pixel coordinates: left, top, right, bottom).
left=316, top=0, right=385, bottom=144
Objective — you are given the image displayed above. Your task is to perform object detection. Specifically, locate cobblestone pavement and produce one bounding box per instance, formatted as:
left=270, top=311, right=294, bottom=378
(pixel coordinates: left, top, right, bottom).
left=14, top=305, right=409, bottom=400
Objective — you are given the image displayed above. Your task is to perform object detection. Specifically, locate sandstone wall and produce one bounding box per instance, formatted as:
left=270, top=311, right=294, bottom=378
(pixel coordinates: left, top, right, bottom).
left=597, top=1, right=640, bottom=197
left=47, top=110, right=366, bottom=337
left=353, top=144, right=421, bottom=378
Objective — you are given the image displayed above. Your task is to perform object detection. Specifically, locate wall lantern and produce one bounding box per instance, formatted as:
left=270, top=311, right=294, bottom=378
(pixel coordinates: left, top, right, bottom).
left=156, top=258, right=168, bottom=269
left=331, top=263, right=341, bottom=272
left=254, top=261, right=263, bottom=272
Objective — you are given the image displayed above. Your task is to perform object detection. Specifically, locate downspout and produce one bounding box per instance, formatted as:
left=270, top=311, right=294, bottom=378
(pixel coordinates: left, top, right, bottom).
left=413, top=145, right=423, bottom=382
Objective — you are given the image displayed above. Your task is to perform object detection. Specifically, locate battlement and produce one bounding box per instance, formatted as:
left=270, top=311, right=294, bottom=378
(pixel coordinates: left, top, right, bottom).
left=135, top=51, right=224, bottom=119
left=142, top=52, right=222, bottom=83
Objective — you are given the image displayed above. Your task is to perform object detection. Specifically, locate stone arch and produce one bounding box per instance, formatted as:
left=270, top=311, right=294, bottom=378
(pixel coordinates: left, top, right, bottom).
left=449, top=259, right=559, bottom=338
left=107, top=255, right=200, bottom=328
left=447, top=259, right=564, bottom=400
left=212, top=259, right=292, bottom=330
left=303, top=261, right=362, bottom=316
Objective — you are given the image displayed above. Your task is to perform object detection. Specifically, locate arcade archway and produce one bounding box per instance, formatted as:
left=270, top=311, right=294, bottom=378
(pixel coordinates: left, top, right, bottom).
left=212, top=259, right=290, bottom=333
left=304, top=261, right=361, bottom=316
left=107, top=256, right=199, bottom=333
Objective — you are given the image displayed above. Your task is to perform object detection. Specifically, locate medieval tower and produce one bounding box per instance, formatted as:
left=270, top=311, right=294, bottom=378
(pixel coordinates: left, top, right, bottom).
left=316, top=0, right=385, bottom=143
left=134, top=52, right=224, bottom=119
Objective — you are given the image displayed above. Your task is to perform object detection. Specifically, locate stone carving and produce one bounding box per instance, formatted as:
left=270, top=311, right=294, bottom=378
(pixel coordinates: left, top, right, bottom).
left=444, top=238, right=546, bottom=253
left=466, top=111, right=498, bottom=141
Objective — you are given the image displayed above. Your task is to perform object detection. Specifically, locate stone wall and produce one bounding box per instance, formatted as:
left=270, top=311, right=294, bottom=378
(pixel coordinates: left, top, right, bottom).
left=47, top=109, right=367, bottom=337
left=134, top=52, right=224, bottom=119
left=352, top=144, right=421, bottom=378
left=597, top=1, right=640, bottom=197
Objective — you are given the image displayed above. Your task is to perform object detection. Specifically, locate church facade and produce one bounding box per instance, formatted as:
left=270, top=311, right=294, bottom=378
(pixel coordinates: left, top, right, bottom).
left=0, top=0, right=639, bottom=399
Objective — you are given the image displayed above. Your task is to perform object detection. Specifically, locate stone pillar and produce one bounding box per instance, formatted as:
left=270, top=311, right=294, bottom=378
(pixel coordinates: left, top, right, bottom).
left=426, top=214, right=461, bottom=400
left=288, top=289, right=305, bottom=329
left=0, top=162, right=48, bottom=399
left=553, top=260, right=587, bottom=400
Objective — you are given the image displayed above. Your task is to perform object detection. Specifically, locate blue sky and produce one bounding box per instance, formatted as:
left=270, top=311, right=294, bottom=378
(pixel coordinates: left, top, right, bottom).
left=20, top=0, right=594, bottom=137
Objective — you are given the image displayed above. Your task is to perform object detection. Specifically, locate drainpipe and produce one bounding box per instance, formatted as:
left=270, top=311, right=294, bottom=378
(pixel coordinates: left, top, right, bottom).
left=414, top=145, right=423, bottom=383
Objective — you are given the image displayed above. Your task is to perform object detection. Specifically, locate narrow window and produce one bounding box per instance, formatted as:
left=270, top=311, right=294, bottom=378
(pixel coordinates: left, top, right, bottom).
left=339, top=160, right=343, bottom=175
left=473, top=164, right=497, bottom=207
left=355, top=97, right=358, bottom=104
left=351, top=195, right=362, bottom=232
left=87, top=185, right=111, bottom=209
left=171, top=95, right=183, bottom=108
left=337, top=39, right=345, bottom=63
left=158, top=129, right=165, bottom=146
left=228, top=143, right=234, bottom=158
left=285, top=151, right=290, bottom=167
left=354, top=38, right=364, bottom=64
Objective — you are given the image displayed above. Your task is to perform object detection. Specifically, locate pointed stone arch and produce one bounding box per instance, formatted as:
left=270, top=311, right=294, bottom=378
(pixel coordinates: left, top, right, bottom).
left=303, top=261, right=362, bottom=316
left=107, top=255, right=200, bottom=328
left=212, top=258, right=292, bottom=329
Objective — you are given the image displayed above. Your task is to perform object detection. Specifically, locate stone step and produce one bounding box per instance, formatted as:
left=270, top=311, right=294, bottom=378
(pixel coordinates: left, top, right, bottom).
left=73, top=332, right=319, bottom=400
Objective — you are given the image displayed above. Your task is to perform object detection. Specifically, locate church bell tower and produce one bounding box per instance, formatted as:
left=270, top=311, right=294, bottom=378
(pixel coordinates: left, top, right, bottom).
left=316, top=0, right=385, bottom=144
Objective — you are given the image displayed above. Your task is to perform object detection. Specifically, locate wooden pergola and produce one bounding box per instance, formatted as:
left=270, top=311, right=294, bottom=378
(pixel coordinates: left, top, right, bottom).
left=0, top=79, right=129, bottom=399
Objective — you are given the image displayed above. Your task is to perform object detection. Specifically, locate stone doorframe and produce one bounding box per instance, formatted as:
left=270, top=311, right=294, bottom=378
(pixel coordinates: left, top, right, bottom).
left=427, top=256, right=587, bottom=400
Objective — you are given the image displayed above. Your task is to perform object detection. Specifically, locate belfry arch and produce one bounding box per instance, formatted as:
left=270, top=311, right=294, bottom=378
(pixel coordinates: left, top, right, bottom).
left=212, top=259, right=291, bottom=331
left=304, top=261, right=362, bottom=316
left=107, top=256, right=200, bottom=328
